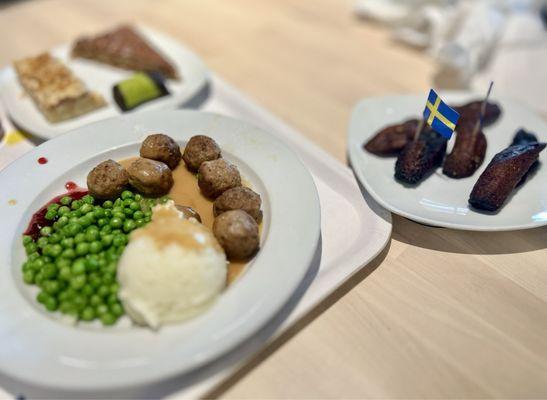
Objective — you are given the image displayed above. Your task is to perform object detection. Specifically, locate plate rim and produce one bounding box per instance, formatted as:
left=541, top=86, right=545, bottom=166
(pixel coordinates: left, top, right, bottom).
left=347, top=92, right=547, bottom=232
left=0, top=109, right=321, bottom=390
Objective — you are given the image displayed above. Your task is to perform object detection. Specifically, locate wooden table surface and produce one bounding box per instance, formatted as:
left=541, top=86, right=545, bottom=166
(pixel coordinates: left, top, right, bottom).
left=1, top=0, right=547, bottom=398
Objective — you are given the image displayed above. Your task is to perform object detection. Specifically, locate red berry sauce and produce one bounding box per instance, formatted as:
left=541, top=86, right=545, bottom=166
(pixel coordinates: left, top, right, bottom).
left=37, top=157, right=48, bottom=165
left=24, top=183, right=88, bottom=241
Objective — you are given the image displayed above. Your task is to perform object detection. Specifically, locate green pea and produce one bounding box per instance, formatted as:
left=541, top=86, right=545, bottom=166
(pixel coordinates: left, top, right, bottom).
left=22, top=260, right=32, bottom=272
left=56, top=257, right=71, bottom=269
left=112, top=235, right=127, bottom=247
left=110, top=302, right=124, bottom=317
left=40, top=226, right=53, bottom=237
left=37, top=237, right=49, bottom=249
left=73, top=294, right=88, bottom=310
left=86, top=255, right=100, bottom=271
left=134, top=194, right=142, bottom=201
left=123, top=219, right=136, bottom=233
left=42, top=263, right=58, bottom=279
left=122, top=198, right=133, bottom=208
left=28, top=252, right=40, bottom=262
left=110, top=282, right=119, bottom=294
left=93, top=208, right=106, bottom=219
left=103, top=262, right=117, bottom=276
left=90, top=294, right=102, bottom=306
left=78, top=215, right=92, bottom=228
left=71, top=258, right=86, bottom=275
left=64, top=223, right=82, bottom=237
left=106, top=252, right=119, bottom=263
left=48, top=232, right=62, bottom=244
left=97, top=218, right=108, bottom=227
left=75, top=242, right=90, bottom=256
left=65, top=288, right=77, bottom=300
left=60, top=237, right=74, bottom=249
left=144, top=210, right=152, bottom=218
left=23, top=270, right=35, bottom=284
left=132, top=211, right=144, bottom=220
left=112, top=211, right=125, bottom=220
left=22, top=235, right=33, bottom=245
left=123, top=208, right=134, bottom=217
left=89, top=241, right=102, bottom=254
left=74, top=233, right=86, bottom=244
left=68, top=210, right=81, bottom=219
left=45, top=209, right=58, bottom=221
left=60, top=196, right=72, bottom=205
left=37, top=291, right=49, bottom=304
left=58, top=215, right=70, bottom=228
left=101, top=234, right=114, bottom=247
left=61, top=248, right=76, bottom=259
left=121, top=190, right=134, bottom=200
left=135, top=219, right=145, bottom=227
left=85, top=229, right=99, bottom=242
left=80, top=203, right=94, bottom=214
left=59, top=301, right=74, bottom=314
left=59, top=266, right=72, bottom=281
left=107, top=293, right=118, bottom=305
left=46, top=244, right=62, bottom=258
left=102, top=273, right=115, bottom=285
left=31, top=258, right=44, bottom=269
left=45, top=297, right=58, bottom=311
left=82, top=284, right=94, bottom=297
left=97, top=285, right=110, bottom=298
left=110, top=217, right=123, bottom=228
left=34, top=272, right=44, bottom=285
left=80, top=307, right=95, bottom=321
left=100, top=312, right=116, bottom=326
left=82, top=194, right=95, bottom=205
left=44, top=280, right=60, bottom=295
left=71, top=200, right=83, bottom=210
left=70, top=275, right=86, bottom=290
left=96, top=304, right=109, bottom=315
left=102, top=200, right=113, bottom=209
left=104, top=209, right=112, bottom=218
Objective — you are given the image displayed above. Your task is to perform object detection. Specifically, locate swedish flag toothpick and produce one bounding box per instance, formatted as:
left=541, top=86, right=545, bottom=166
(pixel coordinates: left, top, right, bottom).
left=422, top=89, right=460, bottom=139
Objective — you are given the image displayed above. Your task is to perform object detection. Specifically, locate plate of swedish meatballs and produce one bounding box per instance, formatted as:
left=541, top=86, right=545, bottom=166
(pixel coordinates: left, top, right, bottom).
left=348, top=92, right=547, bottom=231
left=0, top=110, right=320, bottom=390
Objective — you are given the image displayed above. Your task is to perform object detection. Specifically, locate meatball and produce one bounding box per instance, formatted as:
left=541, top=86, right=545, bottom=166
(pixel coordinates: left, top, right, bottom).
left=198, top=159, right=241, bottom=198
left=127, top=158, right=173, bottom=196
left=140, top=133, right=182, bottom=169
left=182, top=135, right=221, bottom=171
left=213, top=187, right=262, bottom=223
left=175, top=205, right=202, bottom=223
left=213, top=210, right=259, bottom=260
left=87, top=159, right=129, bottom=199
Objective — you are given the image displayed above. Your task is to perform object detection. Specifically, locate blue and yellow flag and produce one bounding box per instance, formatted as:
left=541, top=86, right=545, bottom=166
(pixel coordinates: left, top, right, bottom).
left=423, top=90, right=459, bottom=139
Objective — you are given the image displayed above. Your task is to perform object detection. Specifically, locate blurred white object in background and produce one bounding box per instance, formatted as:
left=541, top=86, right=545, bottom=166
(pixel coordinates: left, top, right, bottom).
left=355, top=0, right=547, bottom=115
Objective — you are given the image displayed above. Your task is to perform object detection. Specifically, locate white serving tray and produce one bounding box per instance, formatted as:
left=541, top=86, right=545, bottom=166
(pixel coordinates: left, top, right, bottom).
left=0, top=75, right=392, bottom=399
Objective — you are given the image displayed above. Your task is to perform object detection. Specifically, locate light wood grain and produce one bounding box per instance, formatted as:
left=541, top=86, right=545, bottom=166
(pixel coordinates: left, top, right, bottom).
left=1, top=1, right=546, bottom=398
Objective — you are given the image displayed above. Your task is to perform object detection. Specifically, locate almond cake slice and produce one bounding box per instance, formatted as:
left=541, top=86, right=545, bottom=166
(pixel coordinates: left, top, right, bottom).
left=14, top=53, right=106, bottom=123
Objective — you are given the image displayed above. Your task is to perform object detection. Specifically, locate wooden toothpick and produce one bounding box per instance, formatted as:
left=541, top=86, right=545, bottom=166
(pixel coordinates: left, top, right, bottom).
left=413, top=117, right=426, bottom=142
left=472, top=81, right=494, bottom=138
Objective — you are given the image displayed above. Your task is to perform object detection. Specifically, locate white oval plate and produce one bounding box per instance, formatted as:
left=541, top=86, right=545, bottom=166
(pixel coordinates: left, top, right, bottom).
left=0, top=26, right=209, bottom=139
left=348, top=92, right=547, bottom=231
left=0, top=110, right=320, bottom=391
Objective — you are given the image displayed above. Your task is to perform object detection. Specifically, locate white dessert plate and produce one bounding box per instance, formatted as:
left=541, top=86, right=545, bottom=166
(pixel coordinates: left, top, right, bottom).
left=348, top=92, right=547, bottom=231
left=0, top=26, right=209, bottom=139
left=0, top=110, right=320, bottom=391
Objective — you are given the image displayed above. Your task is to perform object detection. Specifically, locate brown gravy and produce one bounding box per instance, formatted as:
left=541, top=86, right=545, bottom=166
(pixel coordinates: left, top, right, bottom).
left=119, top=157, right=255, bottom=284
